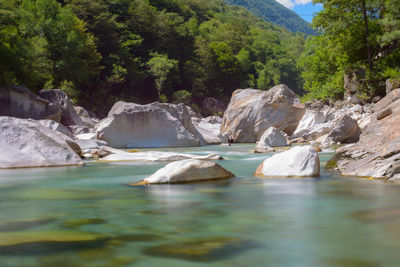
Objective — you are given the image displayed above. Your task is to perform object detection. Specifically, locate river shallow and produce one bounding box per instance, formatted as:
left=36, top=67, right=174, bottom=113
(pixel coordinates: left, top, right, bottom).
left=0, top=144, right=400, bottom=266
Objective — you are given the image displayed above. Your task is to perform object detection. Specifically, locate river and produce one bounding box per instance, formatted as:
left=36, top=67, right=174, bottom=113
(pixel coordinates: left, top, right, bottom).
left=0, top=144, right=399, bottom=266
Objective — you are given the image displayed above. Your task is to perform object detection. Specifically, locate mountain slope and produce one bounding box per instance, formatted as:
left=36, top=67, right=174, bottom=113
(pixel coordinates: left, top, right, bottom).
left=224, top=0, right=315, bottom=35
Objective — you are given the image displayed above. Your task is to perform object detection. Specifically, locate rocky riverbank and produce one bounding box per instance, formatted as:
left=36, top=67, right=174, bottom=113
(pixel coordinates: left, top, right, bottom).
left=1, top=83, right=399, bottom=182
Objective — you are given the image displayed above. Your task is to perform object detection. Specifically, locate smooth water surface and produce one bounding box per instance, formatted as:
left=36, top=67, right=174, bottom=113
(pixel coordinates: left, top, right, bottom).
left=1, top=144, right=400, bottom=266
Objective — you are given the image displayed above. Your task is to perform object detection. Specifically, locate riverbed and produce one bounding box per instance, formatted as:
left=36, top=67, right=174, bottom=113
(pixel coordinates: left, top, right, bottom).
left=0, top=144, right=399, bottom=266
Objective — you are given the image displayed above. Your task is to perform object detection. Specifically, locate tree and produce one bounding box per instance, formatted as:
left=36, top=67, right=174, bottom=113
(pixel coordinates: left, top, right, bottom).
left=147, top=52, right=178, bottom=99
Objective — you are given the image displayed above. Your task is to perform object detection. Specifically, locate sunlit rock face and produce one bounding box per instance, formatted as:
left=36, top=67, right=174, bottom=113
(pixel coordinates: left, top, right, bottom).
left=328, top=90, right=400, bottom=179
left=0, top=116, right=82, bottom=169
left=221, top=85, right=305, bottom=143
left=96, top=101, right=200, bottom=148
left=130, top=159, right=235, bottom=185
left=254, top=146, right=320, bottom=177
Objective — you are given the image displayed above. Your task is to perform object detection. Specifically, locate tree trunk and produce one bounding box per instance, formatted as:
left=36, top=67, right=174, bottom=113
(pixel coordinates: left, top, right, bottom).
left=361, top=0, right=373, bottom=74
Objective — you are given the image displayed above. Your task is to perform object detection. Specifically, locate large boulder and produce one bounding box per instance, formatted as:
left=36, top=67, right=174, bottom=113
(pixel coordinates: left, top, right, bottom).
left=327, top=95, right=400, bottom=179
left=256, top=127, right=288, bottom=147
left=96, top=101, right=200, bottom=148
left=326, top=115, right=361, bottom=144
left=0, top=117, right=82, bottom=169
left=221, top=85, right=305, bottom=143
left=0, top=85, right=61, bottom=122
left=254, top=146, right=320, bottom=177
left=291, top=109, right=327, bottom=139
left=130, top=159, right=235, bottom=185
left=39, top=89, right=83, bottom=126
left=202, top=97, right=226, bottom=116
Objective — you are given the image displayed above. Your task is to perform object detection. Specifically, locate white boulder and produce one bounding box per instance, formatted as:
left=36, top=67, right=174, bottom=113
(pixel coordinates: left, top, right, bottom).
left=254, top=146, right=320, bottom=177
left=96, top=102, right=200, bottom=148
left=130, top=159, right=235, bottom=185
left=0, top=117, right=82, bottom=169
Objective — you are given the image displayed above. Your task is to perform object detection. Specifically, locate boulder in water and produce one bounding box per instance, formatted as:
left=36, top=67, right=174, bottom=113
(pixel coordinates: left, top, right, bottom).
left=254, top=146, right=320, bottom=177
left=130, top=159, right=235, bottom=185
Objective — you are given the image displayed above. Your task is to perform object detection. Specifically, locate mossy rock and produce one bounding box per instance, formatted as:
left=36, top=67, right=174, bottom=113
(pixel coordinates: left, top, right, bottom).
left=63, top=218, right=106, bottom=229
left=0, top=218, right=55, bottom=232
left=0, top=231, right=108, bottom=255
left=143, top=237, right=257, bottom=262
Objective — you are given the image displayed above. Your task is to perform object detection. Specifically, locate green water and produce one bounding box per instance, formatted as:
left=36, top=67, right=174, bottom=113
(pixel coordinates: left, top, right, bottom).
left=1, top=144, right=400, bottom=266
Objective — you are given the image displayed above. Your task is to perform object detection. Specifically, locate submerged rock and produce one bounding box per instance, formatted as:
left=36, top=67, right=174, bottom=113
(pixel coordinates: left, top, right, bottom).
left=254, top=146, right=320, bottom=177
left=63, top=218, right=106, bottom=229
left=130, top=159, right=235, bottom=185
left=143, top=237, right=255, bottom=262
left=100, top=151, right=223, bottom=162
left=0, top=116, right=82, bottom=169
left=221, top=85, right=305, bottom=143
left=97, top=101, right=200, bottom=148
left=0, top=231, right=107, bottom=254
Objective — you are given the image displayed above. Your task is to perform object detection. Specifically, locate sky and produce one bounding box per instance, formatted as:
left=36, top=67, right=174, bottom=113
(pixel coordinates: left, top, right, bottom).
left=275, top=0, right=323, bottom=23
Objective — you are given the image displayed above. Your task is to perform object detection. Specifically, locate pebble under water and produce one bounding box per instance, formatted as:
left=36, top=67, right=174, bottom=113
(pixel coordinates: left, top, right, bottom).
left=0, top=144, right=400, bottom=266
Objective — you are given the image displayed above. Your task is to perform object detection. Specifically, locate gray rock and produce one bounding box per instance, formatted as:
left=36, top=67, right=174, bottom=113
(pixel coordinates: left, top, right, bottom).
left=69, top=125, right=91, bottom=135
left=39, top=89, right=83, bottom=126
left=291, top=109, right=327, bottom=139
left=376, top=108, right=392, bottom=120
left=257, top=127, right=288, bottom=147
left=39, top=120, right=74, bottom=139
left=97, top=101, right=200, bottom=148
left=0, top=116, right=82, bottom=169
left=327, top=96, right=400, bottom=179
left=74, top=106, right=98, bottom=128
left=327, top=115, right=361, bottom=144
left=221, top=85, right=305, bottom=143
left=202, top=97, right=226, bottom=116
left=0, top=85, right=61, bottom=122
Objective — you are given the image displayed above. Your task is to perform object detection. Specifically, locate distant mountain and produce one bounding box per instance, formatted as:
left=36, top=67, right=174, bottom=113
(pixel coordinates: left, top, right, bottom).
left=224, top=0, right=315, bottom=35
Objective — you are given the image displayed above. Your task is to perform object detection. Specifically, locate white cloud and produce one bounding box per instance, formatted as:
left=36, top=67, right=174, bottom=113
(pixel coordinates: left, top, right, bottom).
left=294, top=0, right=313, bottom=5
left=275, top=0, right=313, bottom=9
left=275, top=0, right=295, bottom=9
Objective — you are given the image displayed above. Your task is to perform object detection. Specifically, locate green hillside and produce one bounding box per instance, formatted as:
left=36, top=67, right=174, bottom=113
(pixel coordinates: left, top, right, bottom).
left=224, top=0, right=315, bottom=35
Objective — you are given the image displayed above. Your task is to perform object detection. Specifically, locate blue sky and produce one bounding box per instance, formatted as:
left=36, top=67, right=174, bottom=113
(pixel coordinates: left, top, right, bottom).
left=275, top=0, right=323, bottom=23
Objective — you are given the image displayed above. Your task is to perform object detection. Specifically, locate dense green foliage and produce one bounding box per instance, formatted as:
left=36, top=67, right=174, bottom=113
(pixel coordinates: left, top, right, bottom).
left=0, top=0, right=305, bottom=114
left=299, top=0, right=400, bottom=101
left=224, top=0, right=315, bottom=35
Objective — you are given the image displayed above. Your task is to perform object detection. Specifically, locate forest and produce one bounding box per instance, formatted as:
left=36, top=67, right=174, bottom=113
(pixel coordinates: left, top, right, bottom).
left=0, top=0, right=304, bottom=114
left=1, top=0, right=399, bottom=114
left=300, top=0, right=400, bottom=101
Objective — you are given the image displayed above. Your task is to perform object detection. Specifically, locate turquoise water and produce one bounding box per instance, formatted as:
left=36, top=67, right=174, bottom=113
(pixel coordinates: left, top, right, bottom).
left=1, top=144, right=400, bottom=266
